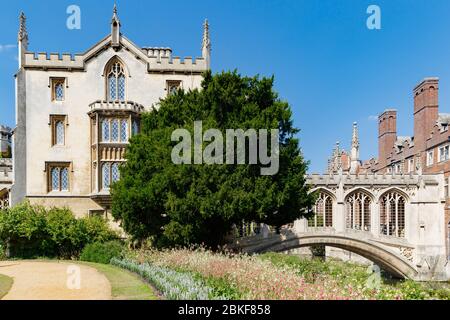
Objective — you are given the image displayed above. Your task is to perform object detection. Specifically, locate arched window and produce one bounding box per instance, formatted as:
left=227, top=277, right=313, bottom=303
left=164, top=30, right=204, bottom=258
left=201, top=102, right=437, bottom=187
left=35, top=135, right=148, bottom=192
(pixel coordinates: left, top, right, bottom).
left=55, top=121, right=65, bottom=145
left=106, top=61, right=126, bottom=101
left=380, top=191, right=406, bottom=237
left=309, top=192, right=333, bottom=227
left=346, top=190, right=372, bottom=231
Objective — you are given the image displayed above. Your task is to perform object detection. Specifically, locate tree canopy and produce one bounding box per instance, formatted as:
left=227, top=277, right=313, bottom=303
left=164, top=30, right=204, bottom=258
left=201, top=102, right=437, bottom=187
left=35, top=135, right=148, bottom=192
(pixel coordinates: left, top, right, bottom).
left=111, top=71, right=314, bottom=247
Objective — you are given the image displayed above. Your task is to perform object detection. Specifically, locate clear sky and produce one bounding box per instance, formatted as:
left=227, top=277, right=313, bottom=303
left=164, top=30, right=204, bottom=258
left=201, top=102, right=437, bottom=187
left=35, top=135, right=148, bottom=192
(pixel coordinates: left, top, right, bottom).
left=1, top=0, right=450, bottom=173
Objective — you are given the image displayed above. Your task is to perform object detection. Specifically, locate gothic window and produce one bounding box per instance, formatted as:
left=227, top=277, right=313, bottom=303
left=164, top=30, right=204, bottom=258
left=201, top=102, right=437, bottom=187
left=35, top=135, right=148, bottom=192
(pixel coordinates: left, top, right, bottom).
left=48, top=163, right=70, bottom=192
left=50, top=115, right=67, bottom=146
left=380, top=191, right=406, bottom=238
left=55, top=121, right=65, bottom=145
left=51, top=78, right=66, bottom=102
left=309, top=192, right=333, bottom=228
left=346, top=190, right=372, bottom=231
left=107, top=61, right=126, bottom=101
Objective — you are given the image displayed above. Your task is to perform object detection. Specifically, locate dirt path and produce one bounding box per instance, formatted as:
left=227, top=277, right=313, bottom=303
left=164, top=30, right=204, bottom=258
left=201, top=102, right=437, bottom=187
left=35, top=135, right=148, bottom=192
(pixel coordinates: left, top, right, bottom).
left=0, top=261, right=111, bottom=300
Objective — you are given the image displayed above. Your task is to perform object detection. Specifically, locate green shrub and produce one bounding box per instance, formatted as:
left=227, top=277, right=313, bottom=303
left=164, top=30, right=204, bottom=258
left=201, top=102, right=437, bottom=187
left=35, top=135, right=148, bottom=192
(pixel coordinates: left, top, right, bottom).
left=0, top=202, right=119, bottom=259
left=80, top=241, right=124, bottom=264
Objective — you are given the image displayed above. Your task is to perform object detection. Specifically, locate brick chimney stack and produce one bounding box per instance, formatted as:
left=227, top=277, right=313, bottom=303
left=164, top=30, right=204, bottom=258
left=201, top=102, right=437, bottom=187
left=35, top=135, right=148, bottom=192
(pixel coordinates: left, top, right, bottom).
left=413, top=78, right=439, bottom=151
left=378, top=109, right=397, bottom=169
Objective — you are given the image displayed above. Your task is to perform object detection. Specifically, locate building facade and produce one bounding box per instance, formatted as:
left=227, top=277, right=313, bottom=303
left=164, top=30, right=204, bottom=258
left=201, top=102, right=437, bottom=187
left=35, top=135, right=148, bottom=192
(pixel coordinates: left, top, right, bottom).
left=320, top=78, right=450, bottom=270
left=11, top=6, right=211, bottom=218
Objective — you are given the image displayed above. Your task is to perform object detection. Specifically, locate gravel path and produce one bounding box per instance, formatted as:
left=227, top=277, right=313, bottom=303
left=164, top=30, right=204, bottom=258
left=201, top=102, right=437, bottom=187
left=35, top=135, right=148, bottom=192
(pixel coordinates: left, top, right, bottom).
left=0, top=261, right=111, bottom=300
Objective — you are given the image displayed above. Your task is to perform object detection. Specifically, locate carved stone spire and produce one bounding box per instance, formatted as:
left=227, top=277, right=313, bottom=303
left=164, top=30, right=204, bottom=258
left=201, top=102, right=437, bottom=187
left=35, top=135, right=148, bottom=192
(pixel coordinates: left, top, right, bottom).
left=111, top=2, right=121, bottom=49
left=352, top=122, right=359, bottom=149
left=18, top=12, right=29, bottom=68
left=350, top=122, right=360, bottom=174
left=202, top=19, right=211, bottom=69
left=18, top=12, right=28, bottom=45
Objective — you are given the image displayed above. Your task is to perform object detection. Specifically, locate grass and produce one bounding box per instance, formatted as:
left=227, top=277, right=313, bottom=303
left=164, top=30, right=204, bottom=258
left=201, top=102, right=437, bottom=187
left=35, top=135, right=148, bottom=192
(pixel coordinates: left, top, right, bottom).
left=0, top=274, right=13, bottom=299
left=78, top=262, right=159, bottom=300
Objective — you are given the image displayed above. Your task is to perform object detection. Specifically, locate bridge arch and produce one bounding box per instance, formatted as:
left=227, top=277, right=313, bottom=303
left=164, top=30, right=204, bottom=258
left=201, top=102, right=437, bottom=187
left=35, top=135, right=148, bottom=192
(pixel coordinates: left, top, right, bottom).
left=245, top=234, right=417, bottom=279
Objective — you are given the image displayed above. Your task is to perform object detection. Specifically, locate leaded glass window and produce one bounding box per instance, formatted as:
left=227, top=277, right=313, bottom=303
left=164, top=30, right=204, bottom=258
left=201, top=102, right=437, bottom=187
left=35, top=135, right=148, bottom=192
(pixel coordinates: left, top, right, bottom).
left=51, top=167, right=60, bottom=191
left=112, top=163, right=120, bottom=183
left=55, top=121, right=65, bottom=145
left=120, top=119, right=128, bottom=142
left=102, top=120, right=110, bottom=142
left=49, top=165, right=70, bottom=192
left=111, top=119, right=119, bottom=142
left=107, top=61, right=126, bottom=101
left=55, top=83, right=64, bottom=101
left=102, top=163, right=111, bottom=190
left=61, top=168, right=69, bottom=191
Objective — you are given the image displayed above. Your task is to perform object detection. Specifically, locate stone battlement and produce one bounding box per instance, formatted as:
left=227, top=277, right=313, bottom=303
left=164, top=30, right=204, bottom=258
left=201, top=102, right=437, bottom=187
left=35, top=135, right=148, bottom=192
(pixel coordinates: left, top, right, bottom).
left=307, top=172, right=441, bottom=186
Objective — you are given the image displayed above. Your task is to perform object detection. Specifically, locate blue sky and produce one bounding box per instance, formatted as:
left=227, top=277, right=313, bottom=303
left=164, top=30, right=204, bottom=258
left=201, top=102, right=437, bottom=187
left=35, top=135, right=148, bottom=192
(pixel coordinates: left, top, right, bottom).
left=1, top=0, right=450, bottom=172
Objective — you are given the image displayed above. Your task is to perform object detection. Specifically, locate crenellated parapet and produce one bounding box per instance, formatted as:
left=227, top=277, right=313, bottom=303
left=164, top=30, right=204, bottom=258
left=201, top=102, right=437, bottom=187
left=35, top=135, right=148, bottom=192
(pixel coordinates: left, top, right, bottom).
left=307, top=172, right=441, bottom=188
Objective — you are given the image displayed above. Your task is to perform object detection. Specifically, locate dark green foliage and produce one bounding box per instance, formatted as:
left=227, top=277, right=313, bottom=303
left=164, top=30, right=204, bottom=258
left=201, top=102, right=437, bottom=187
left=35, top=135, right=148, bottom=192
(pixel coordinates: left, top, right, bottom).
left=0, top=202, right=118, bottom=259
left=112, top=71, right=315, bottom=247
left=80, top=241, right=124, bottom=264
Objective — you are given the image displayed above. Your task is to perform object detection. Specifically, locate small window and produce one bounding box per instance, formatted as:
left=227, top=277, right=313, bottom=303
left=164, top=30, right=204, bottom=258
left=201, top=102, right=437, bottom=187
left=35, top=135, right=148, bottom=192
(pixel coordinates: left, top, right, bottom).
left=51, top=78, right=66, bottom=102
left=439, top=145, right=450, bottom=162
left=427, top=150, right=434, bottom=166
left=167, top=80, right=182, bottom=96
left=50, top=115, right=67, bottom=146
left=47, top=163, right=71, bottom=192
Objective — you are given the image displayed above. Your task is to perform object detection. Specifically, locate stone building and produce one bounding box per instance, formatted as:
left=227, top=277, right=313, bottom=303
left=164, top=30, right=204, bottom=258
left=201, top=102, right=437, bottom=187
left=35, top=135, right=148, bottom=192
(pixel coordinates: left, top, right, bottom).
left=11, top=6, right=211, bottom=218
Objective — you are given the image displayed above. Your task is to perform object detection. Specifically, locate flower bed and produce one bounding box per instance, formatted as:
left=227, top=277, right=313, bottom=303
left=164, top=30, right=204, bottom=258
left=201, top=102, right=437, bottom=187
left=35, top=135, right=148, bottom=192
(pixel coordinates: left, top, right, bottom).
left=110, top=258, right=225, bottom=300
left=127, top=249, right=368, bottom=300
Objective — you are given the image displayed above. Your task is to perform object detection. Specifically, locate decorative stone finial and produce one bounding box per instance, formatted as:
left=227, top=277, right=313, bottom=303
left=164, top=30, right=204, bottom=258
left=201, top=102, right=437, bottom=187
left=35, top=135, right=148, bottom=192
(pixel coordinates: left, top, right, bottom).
left=18, top=12, right=28, bottom=43
left=202, top=19, right=211, bottom=69
left=111, top=2, right=121, bottom=49
left=352, top=122, right=359, bottom=148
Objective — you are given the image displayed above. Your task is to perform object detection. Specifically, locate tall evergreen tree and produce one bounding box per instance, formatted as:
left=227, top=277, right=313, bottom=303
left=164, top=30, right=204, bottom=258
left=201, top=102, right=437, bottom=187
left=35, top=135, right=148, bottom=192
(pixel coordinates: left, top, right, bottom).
left=112, top=71, right=314, bottom=247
